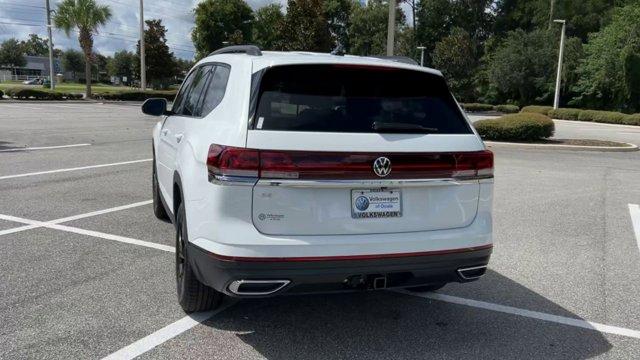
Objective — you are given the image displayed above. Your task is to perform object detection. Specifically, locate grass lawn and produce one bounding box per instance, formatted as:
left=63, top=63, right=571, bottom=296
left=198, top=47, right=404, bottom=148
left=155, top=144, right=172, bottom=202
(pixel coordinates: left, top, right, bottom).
left=0, top=82, right=135, bottom=94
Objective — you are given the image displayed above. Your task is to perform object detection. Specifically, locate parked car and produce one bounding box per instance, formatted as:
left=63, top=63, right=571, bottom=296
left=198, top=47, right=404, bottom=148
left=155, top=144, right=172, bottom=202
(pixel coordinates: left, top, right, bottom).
left=143, top=45, right=494, bottom=312
left=22, top=78, right=42, bottom=85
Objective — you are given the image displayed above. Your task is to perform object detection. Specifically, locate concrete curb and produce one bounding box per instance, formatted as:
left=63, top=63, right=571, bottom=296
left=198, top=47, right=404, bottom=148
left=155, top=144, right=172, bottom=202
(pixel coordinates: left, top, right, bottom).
left=485, top=141, right=638, bottom=152
left=553, top=119, right=640, bottom=130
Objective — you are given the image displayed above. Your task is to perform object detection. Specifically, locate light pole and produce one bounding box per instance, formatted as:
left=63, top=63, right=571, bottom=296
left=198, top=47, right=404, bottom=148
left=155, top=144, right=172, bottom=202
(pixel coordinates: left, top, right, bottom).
left=386, top=0, right=396, bottom=56
left=553, top=19, right=566, bottom=109
left=417, top=46, right=426, bottom=66
left=45, top=0, right=55, bottom=89
left=139, top=0, right=146, bottom=91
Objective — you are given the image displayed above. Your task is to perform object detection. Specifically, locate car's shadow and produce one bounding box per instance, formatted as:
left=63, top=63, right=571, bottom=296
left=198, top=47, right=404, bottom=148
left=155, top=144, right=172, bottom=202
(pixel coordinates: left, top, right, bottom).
left=202, top=269, right=612, bottom=359
left=0, top=141, right=18, bottom=151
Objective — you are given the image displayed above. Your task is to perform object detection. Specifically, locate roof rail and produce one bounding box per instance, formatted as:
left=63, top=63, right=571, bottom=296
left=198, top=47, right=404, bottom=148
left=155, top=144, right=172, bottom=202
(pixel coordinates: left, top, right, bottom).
left=208, top=45, right=262, bottom=57
left=370, top=56, right=419, bottom=66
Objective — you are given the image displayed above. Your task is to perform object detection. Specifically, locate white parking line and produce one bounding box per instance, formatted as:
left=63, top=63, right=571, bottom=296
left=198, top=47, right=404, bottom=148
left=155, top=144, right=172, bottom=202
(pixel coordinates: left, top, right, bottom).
left=0, top=143, right=91, bottom=152
left=396, top=290, right=640, bottom=339
left=0, top=104, right=46, bottom=110
left=629, top=204, right=640, bottom=252
left=104, top=288, right=640, bottom=359
left=0, top=213, right=174, bottom=253
left=0, top=158, right=152, bottom=180
left=0, top=200, right=152, bottom=236
left=102, top=303, right=234, bottom=360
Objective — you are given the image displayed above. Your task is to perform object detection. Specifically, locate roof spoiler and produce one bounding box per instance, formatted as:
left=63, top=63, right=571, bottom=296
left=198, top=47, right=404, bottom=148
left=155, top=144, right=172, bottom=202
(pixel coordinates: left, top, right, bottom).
left=209, top=45, right=262, bottom=57
left=369, top=56, right=419, bottom=65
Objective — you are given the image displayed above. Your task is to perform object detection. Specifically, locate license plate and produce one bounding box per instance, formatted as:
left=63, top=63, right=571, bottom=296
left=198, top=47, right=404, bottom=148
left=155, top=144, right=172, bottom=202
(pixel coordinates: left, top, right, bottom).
left=351, top=189, right=402, bottom=219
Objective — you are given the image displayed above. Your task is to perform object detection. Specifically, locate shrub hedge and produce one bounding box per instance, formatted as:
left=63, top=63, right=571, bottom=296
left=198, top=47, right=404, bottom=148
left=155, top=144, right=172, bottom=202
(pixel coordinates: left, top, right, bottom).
left=461, top=103, right=494, bottom=112
left=2, top=87, right=176, bottom=101
left=626, top=114, right=640, bottom=125
left=520, top=105, right=553, bottom=115
left=494, top=104, right=520, bottom=113
left=473, top=113, right=555, bottom=141
left=525, top=107, right=640, bottom=126
left=577, top=110, right=629, bottom=124
left=461, top=103, right=520, bottom=113
left=94, top=90, right=176, bottom=101
left=3, top=87, right=82, bottom=100
left=548, top=108, right=581, bottom=120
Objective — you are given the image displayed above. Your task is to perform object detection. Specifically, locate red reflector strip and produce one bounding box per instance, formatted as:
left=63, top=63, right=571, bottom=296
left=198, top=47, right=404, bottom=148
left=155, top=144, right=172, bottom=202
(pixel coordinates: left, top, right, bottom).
left=204, top=244, right=493, bottom=262
left=259, top=150, right=493, bottom=180
left=207, top=144, right=493, bottom=181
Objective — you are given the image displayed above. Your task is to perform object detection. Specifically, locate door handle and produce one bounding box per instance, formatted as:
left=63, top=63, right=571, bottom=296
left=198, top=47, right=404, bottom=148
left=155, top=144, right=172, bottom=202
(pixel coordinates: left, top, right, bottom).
left=175, top=134, right=184, bottom=143
left=161, top=129, right=169, bottom=136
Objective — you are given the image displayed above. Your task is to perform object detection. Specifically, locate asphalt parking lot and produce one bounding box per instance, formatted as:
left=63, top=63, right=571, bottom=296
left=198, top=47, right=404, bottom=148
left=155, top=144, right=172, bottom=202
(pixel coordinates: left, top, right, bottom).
left=1, top=102, right=640, bottom=359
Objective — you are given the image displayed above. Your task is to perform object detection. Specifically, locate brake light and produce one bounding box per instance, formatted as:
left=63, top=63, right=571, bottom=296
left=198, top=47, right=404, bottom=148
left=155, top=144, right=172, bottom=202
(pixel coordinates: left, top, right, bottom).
left=452, top=150, right=493, bottom=179
left=207, top=145, right=493, bottom=182
left=207, top=145, right=259, bottom=179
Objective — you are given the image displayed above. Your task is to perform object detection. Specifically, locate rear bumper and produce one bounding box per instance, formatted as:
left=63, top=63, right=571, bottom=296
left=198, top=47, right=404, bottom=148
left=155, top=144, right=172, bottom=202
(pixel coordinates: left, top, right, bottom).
left=187, top=243, right=492, bottom=297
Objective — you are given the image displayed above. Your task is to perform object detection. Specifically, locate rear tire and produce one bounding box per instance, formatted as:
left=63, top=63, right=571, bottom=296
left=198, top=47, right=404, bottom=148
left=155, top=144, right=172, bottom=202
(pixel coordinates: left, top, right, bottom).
left=406, top=283, right=446, bottom=293
left=175, top=203, right=222, bottom=313
left=152, top=159, right=170, bottom=221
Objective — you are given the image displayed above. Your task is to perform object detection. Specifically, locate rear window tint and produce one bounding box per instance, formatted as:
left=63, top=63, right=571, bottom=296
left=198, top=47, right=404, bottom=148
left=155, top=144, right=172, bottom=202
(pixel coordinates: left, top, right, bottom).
left=200, top=65, right=230, bottom=116
left=252, top=64, right=471, bottom=134
left=182, top=65, right=212, bottom=117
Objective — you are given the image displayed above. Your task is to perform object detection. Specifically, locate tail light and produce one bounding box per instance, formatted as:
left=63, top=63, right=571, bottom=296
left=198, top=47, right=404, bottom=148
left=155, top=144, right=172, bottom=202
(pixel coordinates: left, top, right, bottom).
left=207, top=145, right=493, bottom=182
left=206, top=145, right=259, bottom=180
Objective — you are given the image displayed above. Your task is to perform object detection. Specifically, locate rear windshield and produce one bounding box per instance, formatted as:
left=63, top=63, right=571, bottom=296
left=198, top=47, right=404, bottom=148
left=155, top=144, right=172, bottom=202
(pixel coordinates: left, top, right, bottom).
left=252, top=64, right=471, bottom=134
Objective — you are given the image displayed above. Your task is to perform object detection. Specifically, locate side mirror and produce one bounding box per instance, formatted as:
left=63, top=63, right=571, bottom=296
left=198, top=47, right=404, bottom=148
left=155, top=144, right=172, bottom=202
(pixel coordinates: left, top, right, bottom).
left=142, top=98, right=168, bottom=116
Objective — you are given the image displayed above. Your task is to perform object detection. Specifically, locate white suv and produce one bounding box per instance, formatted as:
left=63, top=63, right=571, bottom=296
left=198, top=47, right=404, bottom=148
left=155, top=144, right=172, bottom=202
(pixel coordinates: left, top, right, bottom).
left=143, top=46, right=493, bottom=312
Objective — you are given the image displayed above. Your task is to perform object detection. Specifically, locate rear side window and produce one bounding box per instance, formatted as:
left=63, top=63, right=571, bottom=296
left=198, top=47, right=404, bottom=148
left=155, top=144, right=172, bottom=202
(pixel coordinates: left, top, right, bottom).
left=172, top=69, right=197, bottom=114
left=200, top=65, right=231, bottom=116
left=181, top=65, right=212, bottom=117
left=252, top=64, right=471, bottom=134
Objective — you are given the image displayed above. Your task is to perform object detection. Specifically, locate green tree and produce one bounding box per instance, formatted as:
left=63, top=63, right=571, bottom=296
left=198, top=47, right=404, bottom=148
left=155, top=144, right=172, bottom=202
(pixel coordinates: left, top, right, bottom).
left=107, top=50, right=135, bottom=85
left=450, top=0, right=493, bottom=44
left=622, top=48, right=640, bottom=112
left=484, top=29, right=581, bottom=105
left=137, top=19, right=178, bottom=89
left=349, top=0, right=406, bottom=56
left=395, top=26, right=416, bottom=58
left=572, top=4, right=640, bottom=111
left=92, top=53, right=109, bottom=82
left=324, top=0, right=353, bottom=51
left=494, top=0, right=617, bottom=41
left=175, top=58, right=194, bottom=76
left=281, top=0, right=332, bottom=52
left=0, top=39, right=26, bottom=75
left=433, top=28, right=477, bottom=101
left=62, top=49, right=85, bottom=82
left=192, top=0, right=253, bottom=59
left=20, top=34, right=49, bottom=56
left=493, top=0, right=546, bottom=35
left=253, top=4, right=285, bottom=50
left=54, top=0, right=112, bottom=98
left=414, top=0, right=452, bottom=65
left=399, top=0, right=418, bottom=58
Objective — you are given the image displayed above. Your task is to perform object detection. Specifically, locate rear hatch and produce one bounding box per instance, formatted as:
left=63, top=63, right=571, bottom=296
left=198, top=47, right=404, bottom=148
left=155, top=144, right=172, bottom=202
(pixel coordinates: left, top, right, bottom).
left=242, top=64, right=490, bottom=236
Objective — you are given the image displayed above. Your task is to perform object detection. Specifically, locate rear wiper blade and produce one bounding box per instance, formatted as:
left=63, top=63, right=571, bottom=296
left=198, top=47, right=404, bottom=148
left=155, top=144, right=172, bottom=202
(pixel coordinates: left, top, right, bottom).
left=372, top=121, right=438, bottom=133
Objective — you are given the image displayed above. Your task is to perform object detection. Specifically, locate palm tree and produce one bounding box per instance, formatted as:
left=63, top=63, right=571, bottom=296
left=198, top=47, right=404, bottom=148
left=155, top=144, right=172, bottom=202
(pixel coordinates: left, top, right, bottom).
left=54, top=0, right=111, bottom=98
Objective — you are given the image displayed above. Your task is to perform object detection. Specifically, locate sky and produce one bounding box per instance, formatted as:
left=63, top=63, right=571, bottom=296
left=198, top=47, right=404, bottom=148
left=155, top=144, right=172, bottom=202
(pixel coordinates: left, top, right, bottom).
left=0, top=0, right=409, bottom=60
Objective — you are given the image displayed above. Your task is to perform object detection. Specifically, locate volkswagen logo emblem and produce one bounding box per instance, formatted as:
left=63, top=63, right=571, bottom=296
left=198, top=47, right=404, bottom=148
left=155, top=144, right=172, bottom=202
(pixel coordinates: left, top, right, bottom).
left=373, top=157, right=391, bottom=177
left=355, top=196, right=370, bottom=211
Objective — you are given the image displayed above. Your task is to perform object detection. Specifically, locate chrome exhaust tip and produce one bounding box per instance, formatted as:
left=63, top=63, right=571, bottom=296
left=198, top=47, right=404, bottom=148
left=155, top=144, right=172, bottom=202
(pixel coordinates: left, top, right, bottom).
left=228, top=279, right=290, bottom=296
left=457, top=265, right=487, bottom=280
